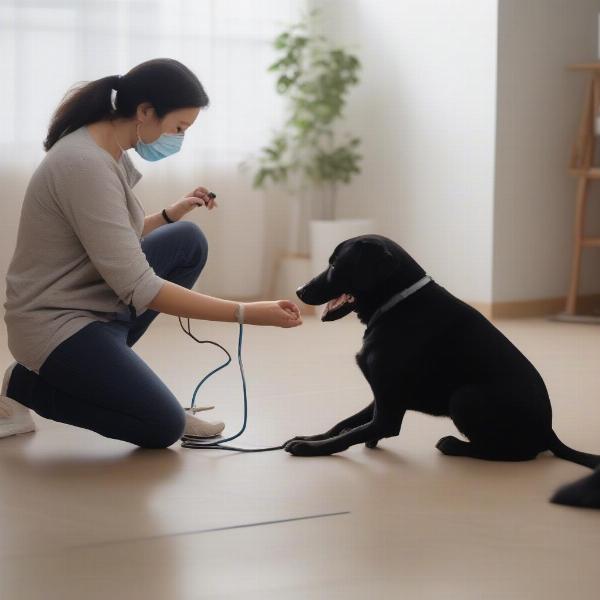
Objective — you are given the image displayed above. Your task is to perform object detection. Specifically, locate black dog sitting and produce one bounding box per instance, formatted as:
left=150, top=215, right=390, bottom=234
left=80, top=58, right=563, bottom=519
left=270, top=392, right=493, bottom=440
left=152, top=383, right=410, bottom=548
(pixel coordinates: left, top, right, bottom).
left=284, top=235, right=600, bottom=488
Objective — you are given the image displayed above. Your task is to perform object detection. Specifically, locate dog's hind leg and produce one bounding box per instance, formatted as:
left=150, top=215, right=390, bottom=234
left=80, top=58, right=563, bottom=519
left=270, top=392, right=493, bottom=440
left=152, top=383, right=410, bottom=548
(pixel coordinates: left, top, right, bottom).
left=439, top=384, right=544, bottom=462
left=436, top=435, right=473, bottom=457
left=436, top=435, right=538, bottom=461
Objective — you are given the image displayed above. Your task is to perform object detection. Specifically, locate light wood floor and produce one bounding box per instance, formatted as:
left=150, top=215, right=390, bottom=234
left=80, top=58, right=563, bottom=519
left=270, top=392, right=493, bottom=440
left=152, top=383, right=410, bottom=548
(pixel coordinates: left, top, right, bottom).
left=1, top=314, right=599, bottom=600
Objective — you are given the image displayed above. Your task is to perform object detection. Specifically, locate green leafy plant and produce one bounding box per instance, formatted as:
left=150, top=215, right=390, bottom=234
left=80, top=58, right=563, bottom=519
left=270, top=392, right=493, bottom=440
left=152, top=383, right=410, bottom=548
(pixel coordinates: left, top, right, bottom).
left=252, top=10, right=362, bottom=221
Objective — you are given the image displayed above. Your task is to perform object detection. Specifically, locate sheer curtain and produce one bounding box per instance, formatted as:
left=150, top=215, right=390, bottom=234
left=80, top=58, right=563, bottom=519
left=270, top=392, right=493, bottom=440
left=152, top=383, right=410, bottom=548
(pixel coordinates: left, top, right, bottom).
left=0, top=0, right=304, bottom=301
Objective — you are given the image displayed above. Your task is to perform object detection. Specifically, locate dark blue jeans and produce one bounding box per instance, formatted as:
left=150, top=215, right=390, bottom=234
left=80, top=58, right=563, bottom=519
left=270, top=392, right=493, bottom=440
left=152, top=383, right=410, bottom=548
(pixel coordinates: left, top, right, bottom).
left=7, top=221, right=208, bottom=448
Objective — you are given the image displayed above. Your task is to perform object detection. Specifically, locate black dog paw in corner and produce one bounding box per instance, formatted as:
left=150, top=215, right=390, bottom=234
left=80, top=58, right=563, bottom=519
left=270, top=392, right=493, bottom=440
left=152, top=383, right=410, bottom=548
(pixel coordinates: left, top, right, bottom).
left=550, top=466, right=600, bottom=509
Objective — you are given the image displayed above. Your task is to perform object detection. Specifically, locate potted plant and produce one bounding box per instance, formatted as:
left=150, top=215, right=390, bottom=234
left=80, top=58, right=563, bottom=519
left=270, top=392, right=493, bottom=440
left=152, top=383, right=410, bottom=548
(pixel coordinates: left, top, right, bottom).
left=249, top=10, right=373, bottom=300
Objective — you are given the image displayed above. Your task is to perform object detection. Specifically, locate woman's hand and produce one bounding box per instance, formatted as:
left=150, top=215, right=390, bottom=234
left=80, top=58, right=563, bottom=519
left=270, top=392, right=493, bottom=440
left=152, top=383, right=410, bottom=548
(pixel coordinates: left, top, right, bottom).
left=166, top=186, right=218, bottom=221
left=243, top=300, right=302, bottom=328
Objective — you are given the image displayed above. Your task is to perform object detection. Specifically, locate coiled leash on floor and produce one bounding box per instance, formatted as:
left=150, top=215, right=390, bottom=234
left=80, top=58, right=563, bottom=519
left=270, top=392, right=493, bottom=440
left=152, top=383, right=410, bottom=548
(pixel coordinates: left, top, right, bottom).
left=179, top=304, right=284, bottom=452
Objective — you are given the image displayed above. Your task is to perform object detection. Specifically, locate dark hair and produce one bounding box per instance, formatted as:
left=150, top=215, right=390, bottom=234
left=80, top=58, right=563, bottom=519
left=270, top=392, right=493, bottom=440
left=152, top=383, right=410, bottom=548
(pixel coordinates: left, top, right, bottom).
left=44, top=58, right=209, bottom=151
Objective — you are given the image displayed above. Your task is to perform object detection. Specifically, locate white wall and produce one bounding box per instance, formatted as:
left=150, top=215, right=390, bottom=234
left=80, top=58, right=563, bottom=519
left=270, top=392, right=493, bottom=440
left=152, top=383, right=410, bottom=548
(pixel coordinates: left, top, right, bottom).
left=316, top=0, right=600, bottom=308
left=494, top=0, right=600, bottom=302
left=313, top=0, right=499, bottom=305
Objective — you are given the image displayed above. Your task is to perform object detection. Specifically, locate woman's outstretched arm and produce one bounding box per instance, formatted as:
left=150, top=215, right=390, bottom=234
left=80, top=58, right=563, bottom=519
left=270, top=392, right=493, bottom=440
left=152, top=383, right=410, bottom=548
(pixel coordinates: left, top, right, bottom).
left=147, top=281, right=302, bottom=328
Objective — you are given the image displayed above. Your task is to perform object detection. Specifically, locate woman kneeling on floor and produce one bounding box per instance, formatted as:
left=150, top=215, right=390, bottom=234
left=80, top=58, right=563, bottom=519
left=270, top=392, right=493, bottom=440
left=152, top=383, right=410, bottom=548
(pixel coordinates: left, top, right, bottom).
left=1, top=58, right=302, bottom=448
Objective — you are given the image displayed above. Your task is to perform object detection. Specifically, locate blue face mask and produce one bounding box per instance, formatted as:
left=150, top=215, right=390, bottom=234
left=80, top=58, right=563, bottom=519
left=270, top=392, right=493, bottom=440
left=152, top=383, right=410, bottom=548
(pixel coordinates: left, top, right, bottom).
left=135, top=123, right=184, bottom=161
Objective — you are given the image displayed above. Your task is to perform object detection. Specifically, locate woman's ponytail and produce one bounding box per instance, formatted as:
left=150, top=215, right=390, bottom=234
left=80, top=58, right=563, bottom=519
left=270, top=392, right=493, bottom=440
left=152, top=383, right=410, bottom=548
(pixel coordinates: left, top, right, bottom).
left=43, top=75, right=120, bottom=151
left=43, top=58, right=209, bottom=152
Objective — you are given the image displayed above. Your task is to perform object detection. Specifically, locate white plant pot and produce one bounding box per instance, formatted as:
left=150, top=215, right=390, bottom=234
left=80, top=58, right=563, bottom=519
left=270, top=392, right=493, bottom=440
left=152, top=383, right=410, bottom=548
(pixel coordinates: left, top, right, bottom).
left=309, top=218, right=375, bottom=277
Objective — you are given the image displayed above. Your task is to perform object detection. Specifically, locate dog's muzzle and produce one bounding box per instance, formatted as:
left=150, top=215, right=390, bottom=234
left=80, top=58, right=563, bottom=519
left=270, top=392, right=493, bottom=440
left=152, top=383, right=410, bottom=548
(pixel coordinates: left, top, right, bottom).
left=297, top=285, right=355, bottom=321
left=320, top=293, right=355, bottom=321
left=297, top=270, right=355, bottom=321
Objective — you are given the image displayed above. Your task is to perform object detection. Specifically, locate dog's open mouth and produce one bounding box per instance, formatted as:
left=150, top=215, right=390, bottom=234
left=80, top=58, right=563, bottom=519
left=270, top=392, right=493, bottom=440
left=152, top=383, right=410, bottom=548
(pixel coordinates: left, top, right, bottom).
left=322, top=293, right=355, bottom=322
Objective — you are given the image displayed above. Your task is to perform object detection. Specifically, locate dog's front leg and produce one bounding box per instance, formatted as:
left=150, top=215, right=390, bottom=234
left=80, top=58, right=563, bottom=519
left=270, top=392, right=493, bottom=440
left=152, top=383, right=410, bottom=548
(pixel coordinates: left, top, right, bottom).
left=332, top=400, right=375, bottom=434
left=283, top=401, right=375, bottom=446
left=285, top=415, right=401, bottom=457
left=364, top=403, right=404, bottom=449
left=360, top=364, right=406, bottom=449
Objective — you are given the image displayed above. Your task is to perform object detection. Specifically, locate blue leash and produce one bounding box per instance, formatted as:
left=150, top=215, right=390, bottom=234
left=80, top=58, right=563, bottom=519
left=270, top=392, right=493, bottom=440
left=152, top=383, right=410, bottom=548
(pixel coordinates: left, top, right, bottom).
left=178, top=317, right=284, bottom=452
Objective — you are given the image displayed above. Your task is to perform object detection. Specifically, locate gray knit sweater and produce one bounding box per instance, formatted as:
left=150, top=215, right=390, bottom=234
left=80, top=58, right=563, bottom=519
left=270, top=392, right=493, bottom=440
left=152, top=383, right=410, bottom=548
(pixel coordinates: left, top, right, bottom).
left=3, top=126, right=165, bottom=374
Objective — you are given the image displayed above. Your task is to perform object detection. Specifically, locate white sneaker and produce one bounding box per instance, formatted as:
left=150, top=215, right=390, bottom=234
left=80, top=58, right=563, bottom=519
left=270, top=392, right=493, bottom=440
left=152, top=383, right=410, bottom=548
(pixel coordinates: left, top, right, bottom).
left=0, top=362, right=36, bottom=438
left=183, top=407, right=224, bottom=439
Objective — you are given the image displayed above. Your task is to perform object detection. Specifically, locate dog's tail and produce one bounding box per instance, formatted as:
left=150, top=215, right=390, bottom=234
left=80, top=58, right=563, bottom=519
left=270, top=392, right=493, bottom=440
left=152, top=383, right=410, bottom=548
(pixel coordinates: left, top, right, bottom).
left=547, top=430, right=600, bottom=469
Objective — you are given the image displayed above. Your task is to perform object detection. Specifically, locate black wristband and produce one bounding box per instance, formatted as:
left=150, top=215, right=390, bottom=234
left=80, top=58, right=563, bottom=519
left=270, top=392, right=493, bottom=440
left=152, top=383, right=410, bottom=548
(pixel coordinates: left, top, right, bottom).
left=162, top=208, right=174, bottom=224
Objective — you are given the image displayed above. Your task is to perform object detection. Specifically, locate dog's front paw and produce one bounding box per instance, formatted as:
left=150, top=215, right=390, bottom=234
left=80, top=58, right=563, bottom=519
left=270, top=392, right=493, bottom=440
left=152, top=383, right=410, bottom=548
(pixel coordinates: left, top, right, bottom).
left=283, top=433, right=328, bottom=446
left=284, top=440, right=336, bottom=457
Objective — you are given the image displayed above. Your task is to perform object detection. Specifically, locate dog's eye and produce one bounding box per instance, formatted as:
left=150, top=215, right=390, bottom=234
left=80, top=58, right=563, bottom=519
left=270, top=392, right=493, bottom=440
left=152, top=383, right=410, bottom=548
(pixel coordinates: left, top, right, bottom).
left=326, top=265, right=335, bottom=281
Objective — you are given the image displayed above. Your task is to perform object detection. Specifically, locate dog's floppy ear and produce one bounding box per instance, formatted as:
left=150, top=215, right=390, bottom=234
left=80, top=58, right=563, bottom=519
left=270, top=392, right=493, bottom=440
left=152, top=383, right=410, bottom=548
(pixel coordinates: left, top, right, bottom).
left=349, top=239, right=396, bottom=291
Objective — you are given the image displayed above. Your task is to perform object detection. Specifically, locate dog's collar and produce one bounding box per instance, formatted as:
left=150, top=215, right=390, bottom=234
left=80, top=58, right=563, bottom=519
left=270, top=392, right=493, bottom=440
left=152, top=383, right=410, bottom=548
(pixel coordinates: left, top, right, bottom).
left=366, top=275, right=432, bottom=329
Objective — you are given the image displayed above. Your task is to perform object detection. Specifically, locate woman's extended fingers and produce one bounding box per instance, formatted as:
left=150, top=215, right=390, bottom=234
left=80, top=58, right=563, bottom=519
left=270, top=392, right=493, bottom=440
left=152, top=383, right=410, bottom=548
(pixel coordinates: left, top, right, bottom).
left=278, top=302, right=302, bottom=327
left=283, top=317, right=303, bottom=328
left=244, top=300, right=302, bottom=327
left=278, top=299, right=301, bottom=318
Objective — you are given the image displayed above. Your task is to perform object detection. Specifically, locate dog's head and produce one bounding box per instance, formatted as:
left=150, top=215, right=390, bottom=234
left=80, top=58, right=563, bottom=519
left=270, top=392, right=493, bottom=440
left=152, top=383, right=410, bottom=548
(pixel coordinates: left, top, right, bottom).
left=297, top=234, right=426, bottom=323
